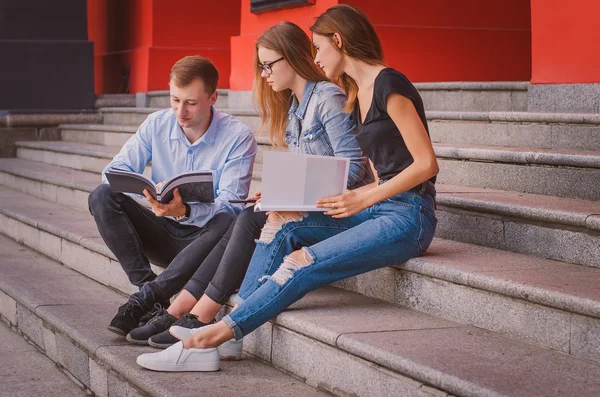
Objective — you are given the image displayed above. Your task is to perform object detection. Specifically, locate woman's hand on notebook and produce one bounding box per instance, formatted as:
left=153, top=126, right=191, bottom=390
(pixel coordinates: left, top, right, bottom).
left=317, top=190, right=368, bottom=218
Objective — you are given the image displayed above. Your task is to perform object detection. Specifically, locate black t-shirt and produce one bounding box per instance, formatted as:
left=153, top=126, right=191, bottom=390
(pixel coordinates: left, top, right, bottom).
left=354, top=68, right=435, bottom=185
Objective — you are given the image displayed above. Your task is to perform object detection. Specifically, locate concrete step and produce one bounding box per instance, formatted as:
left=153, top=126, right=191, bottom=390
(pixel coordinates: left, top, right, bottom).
left=429, top=111, right=600, bottom=151
left=2, top=226, right=600, bottom=397
left=0, top=235, right=326, bottom=397
left=414, top=81, right=529, bottom=112
left=60, top=123, right=138, bottom=146
left=0, top=186, right=599, bottom=364
left=0, top=158, right=598, bottom=268
left=146, top=89, right=229, bottom=109
left=100, top=108, right=263, bottom=136
left=17, top=138, right=272, bottom=174
left=16, top=140, right=120, bottom=174
left=0, top=319, right=87, bottom=396
left=95, top=94, right=136, bottom=109
left=223, top=83, right=529, bottom=113
left=434, top=144, right=600, bottom=201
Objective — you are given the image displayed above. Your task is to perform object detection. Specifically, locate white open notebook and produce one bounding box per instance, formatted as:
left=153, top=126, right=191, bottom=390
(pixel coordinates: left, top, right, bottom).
left=256, top=152, right=350, bottom=212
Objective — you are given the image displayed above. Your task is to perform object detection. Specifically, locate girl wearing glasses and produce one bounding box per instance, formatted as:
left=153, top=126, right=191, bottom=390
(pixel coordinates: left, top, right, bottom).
left=128, top=21, right=370, bottom=355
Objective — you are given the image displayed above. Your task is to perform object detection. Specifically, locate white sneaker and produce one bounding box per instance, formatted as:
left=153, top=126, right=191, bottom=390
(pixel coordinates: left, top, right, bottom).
left=169, top=325, right=243, bottom=361
left=136, top=341, right=220, bottom=372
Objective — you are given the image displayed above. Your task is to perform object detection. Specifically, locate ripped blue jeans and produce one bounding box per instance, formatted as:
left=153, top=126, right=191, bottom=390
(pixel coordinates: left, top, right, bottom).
left=223, top=188, right=437, bottom=340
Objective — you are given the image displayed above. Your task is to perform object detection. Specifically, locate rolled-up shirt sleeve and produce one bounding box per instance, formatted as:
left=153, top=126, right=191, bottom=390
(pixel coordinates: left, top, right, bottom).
left=182, top=132, right=257, bottom=228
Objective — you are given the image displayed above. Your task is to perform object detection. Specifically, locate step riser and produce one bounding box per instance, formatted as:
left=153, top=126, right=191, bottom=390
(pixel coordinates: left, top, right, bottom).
left=0, top=171, right=90, bottom=211
left=435, top=206, right=600, bottom=268
left=17, top=148, right=110, bottom=174
left=437, top=159, right=600, bottom=201
left=420, top=90, right=528, bottom=112
left=102, top=112, right=154, bottom=126
left=429, top=121, right=600, bottom=151
left=15, top=148, right=152, bottom=176
left=335, top=267, right=600, bottom=364
left=61, top=129, right=132, bottom=147
left=147, top=94, right=228, bottom=109
left=102, top=112, right=264, bottom=135
left=222, top=89, right=529, bottom=112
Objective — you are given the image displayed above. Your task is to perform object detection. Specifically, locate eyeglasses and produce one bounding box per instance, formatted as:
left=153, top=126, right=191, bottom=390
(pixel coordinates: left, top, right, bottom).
left=258, top=57, right=284, bottom=76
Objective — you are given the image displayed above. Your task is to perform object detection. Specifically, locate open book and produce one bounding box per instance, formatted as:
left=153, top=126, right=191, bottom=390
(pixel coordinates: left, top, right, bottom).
left=256, top=152, right=349, bottom=212
left=105, top=168, right=214, bottom=204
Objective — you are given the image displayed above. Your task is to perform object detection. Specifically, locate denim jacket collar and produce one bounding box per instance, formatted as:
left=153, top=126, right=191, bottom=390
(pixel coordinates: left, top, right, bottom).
left=169, top=107, right=218, bottom=146
left=288, top=80, right=318, bottom=121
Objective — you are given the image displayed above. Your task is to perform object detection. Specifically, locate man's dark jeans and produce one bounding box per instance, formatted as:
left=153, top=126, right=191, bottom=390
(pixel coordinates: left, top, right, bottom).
left=183, top=206, right=268, bottom=304
left=88, top=184, right=234, bottom=310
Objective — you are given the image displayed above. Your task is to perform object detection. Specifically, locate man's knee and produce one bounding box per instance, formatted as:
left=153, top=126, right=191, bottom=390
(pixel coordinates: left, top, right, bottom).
left=88, top=184, right=115, bottom=215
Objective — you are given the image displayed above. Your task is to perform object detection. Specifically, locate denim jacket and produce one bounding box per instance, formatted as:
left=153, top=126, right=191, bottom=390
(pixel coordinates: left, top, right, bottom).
left=286, top=81, right=373, bottom=189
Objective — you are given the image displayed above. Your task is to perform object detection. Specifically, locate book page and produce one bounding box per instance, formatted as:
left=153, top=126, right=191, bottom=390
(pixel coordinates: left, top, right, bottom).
left=105, top=169, right=157, bottom=199
left=303, top=157, right=348, bottom=205
left=159, top=174, right=214, bottom=204
left=262, top=152, right=307, bottom=208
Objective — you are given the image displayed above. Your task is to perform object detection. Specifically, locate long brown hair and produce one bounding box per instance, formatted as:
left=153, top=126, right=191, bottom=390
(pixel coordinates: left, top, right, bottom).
left=310, top=5, right=385, bottom=113
left=254, top=22, right=328, bottom=147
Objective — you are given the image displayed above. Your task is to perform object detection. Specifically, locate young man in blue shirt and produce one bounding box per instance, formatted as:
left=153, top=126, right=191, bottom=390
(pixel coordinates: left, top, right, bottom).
left=88, top=56, right=257, bottom=336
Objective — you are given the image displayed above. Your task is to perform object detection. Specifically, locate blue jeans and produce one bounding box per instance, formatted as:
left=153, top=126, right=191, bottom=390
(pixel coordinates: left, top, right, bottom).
left=223, top=188, right=437, bottom=340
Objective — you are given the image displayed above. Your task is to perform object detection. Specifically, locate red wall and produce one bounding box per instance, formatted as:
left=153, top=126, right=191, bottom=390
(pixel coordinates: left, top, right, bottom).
left=230, top=0, right=338, bottom=90
left=343, top=0, right=531, bottom=82
left=531, top=0, right=600, bottom=84
left=229, top=0, right=531, bottom=90
left=88, top=0, right=241, bottom=94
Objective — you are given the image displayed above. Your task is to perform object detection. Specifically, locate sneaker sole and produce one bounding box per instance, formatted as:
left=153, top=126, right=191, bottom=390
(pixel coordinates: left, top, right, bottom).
left=126, top=334, right=150, bottom=345
left=148, top=339, right=176, bottom=349
left=107, top=326, right=127, bottom=337
left=136, top=358, right=220, bottom=372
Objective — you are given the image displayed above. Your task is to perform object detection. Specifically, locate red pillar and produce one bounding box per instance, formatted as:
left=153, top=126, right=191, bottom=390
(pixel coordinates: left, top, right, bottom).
left=531, top=0, right=600, bottom=84
left=88, top=0, right=241, bottom=94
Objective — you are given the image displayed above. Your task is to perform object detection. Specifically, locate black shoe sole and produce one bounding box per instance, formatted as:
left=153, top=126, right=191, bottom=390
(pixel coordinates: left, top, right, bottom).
left=126, top=333, right=150, bottom=345
left=107, top=326, right=127, bottom=337
left=148, top=339, right=176, bottom=349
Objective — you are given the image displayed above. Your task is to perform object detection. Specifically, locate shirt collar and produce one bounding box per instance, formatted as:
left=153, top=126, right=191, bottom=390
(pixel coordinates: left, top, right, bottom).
left=288, top=80, right=317, bottom=121
left=169, top=107, right=219, bottom=146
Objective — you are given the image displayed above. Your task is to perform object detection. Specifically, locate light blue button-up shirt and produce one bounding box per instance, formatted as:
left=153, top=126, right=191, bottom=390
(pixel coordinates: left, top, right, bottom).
left=102, top=107, right=257, bottom=228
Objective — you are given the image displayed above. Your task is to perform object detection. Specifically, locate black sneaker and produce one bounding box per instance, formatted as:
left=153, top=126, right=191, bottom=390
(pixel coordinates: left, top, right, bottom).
left=148, top=313, right=214, bottom=349
left=107, top=301, right=146, bottom=336
left=126, top=306, right=177, bottom=345
left=138, top=301, right=171, bottom=327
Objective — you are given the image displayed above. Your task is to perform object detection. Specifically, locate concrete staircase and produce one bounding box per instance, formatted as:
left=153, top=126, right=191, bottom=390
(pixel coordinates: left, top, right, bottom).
left=1, top=83, right=600, bottom=397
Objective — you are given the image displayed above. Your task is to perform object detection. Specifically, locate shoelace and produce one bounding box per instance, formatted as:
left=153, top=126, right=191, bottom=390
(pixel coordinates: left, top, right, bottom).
left=146, top=305, right=169, bottom=326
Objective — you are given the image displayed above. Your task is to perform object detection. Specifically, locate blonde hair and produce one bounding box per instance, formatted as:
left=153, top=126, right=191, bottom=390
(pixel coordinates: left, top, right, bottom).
left=254, top=22, right=328, bottom=147
left=170, top=56, right=219, bottom=93
left=310, top=5, right=385, bottom=113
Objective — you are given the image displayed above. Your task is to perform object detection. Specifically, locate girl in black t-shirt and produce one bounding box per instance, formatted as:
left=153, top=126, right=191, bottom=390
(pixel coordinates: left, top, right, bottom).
left=134, top=5, right=439, bottom=369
